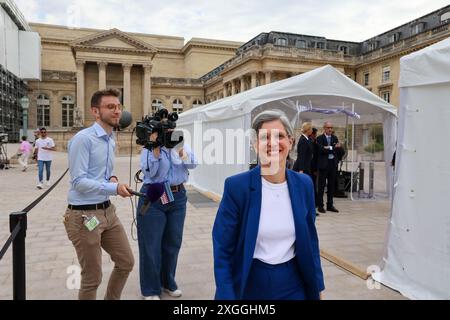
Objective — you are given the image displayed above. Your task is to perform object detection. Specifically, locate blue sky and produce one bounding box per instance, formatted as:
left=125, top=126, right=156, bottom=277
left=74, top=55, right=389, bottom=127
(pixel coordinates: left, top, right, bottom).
left=15, top=0, right=450, bottom=43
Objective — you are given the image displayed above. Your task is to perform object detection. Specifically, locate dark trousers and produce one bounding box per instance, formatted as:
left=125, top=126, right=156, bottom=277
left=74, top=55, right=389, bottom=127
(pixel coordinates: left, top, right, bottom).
left=309, top=172, right=318, bottom=207
left=318, top=159, right=337, bottom=208
left=242, top=258, right=306, bottom=300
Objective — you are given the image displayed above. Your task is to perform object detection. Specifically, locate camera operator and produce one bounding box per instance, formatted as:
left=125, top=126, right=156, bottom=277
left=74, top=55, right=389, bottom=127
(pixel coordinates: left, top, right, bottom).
left=136, top=125, right=197, bottom=300
left=63, top=89, right=134, bottom=300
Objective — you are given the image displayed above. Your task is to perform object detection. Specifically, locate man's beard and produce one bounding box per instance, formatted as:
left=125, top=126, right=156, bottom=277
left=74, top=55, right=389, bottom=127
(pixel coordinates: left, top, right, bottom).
left=99, top=112, right=119, bottom=128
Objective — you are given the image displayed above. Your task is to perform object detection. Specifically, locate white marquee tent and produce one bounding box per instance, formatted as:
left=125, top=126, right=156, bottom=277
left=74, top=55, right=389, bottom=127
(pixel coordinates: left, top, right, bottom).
left=373, top=38, right=450, bottom=299
left=178, top=65, right=397, bottom=197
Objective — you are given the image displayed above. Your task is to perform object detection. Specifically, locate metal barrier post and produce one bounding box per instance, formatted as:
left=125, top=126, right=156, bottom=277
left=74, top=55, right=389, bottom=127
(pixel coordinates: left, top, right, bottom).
left=369, top=162, right=374, bottom=198
left=358, top=162, right=364, bottom=197
left=9, top=211, right=27, bottom=300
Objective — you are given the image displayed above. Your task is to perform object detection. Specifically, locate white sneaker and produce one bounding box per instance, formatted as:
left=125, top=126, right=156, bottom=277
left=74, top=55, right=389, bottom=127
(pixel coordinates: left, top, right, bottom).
left=142, top=295, right=160, bottom=300
left=36, top=182, right=43, bottom=189
left=45, top=180, right=51, bottom=187
left=163, top=288, right=182, bottom=297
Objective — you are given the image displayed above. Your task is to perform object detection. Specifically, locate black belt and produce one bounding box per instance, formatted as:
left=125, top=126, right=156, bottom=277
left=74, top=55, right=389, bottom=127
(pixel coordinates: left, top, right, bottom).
left=68, top=200, right=111, bottom=211
left=170, top=184, right=184, bottom=193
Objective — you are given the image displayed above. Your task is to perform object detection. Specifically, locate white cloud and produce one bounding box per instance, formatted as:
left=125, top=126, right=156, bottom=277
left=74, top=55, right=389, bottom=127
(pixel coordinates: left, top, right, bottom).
left=14, top=0, right=450, bottom=43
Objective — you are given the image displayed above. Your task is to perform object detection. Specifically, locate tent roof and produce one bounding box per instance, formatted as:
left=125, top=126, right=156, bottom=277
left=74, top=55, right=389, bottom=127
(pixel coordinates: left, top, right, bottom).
left=178, top=64, right=397, bottom=126
left=399, top=37, right=450, bottom=88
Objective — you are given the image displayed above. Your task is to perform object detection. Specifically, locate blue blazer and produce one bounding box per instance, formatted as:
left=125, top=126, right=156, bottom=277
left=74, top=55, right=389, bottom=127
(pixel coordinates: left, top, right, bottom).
left=212, top=166, right=325, bottom=300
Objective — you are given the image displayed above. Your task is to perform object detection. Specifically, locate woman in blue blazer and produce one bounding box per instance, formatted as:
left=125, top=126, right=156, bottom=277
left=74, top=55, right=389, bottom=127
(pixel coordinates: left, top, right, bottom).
left=212, top=110, right=325, bottom=300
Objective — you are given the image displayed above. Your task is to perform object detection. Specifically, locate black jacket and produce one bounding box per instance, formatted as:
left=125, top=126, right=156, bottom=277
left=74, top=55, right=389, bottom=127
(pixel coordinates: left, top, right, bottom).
left=316, top=134, right=343, bottom=170
left=293, top=135, right=313, bottom=173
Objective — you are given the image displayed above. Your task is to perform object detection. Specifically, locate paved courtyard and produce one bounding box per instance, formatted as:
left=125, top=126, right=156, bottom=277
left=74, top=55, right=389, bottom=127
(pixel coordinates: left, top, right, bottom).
left=0, top=145, right=404, bottom=300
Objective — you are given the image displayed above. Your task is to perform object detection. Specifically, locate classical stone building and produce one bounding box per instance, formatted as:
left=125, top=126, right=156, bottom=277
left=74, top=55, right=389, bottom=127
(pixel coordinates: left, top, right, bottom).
left=22, top=4, right=450, bottom=150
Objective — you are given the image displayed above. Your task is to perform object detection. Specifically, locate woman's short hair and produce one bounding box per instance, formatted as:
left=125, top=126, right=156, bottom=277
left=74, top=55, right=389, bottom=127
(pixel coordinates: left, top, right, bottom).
left=301, top=122, right=312, bottom=134
left=251, top=110, right=294, bottom=138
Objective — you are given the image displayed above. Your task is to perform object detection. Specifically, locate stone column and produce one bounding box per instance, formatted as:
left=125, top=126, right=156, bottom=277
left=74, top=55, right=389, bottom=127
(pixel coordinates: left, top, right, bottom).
left=122, top=63, right=132, bottom=111
left=265, top=71, right=272, bottom=84
left=75, top=59, right=85, bottom=125
left=142, top=63, right=152, bottom=116
left=251, top=72, right=257, bottom=89
left=98, top=61, right=107, bottom=90
left=223, top=83, right=228, bottom=98
left=240, top=75, right=246, bottom=92
left=231, top=80, right=236, bottom=95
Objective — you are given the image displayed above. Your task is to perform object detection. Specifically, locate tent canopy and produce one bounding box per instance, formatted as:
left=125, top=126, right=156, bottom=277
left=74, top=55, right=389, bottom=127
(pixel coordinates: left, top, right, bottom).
left=179, top=64, right=396, bottom=126
left=399, top=37, right=450, bottom=88
left=178, top=65, right=397, bottom=197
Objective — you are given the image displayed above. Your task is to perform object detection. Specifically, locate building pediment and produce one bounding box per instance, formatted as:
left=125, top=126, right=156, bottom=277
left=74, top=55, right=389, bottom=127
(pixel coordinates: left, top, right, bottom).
left=71, top=28, right=157, bottom=55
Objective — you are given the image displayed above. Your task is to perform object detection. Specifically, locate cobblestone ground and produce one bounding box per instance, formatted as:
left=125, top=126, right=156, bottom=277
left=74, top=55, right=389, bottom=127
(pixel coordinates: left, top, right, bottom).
left=0, top=145, right=404, bottom=300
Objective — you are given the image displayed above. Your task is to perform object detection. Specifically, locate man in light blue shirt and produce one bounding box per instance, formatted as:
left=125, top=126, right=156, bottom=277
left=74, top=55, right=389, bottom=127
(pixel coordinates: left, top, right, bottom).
left=63, top=88, right=134, bottom=300
left=136, top=121, right=197, bottom=300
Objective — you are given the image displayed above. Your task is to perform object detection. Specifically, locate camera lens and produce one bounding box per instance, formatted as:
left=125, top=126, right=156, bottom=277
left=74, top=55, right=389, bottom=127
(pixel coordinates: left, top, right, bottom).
left=168, top=112, right=178, bottom=122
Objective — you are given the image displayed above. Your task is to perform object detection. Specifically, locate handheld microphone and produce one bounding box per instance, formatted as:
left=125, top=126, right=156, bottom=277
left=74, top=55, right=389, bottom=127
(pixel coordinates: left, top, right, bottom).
left=127, top=188, right=146, bottom=197
left=119, top=110, right=133, bottom=129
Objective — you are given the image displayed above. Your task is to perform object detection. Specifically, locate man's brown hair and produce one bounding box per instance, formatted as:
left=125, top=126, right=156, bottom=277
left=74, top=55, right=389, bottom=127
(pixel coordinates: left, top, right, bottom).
left=90, top=88, right=121, bottom=108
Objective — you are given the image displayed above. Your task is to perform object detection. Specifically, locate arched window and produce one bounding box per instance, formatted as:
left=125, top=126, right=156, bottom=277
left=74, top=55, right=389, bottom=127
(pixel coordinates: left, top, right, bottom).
left=61, top=95, right=75, bottom=127
left=296, top=40, right=306, bottom=48
left=193, top=99, right=203, bottom=107
left=37, top=94, right=50, bottom=127
left=441, top=12, right=450, bottom=23
left=274, top=38, right=287, bottom=46
left=151, top=99, right=164, bottom=114
left=172, top=99, right=183, bottom=114
left=339, top=45, right=348, bottom=55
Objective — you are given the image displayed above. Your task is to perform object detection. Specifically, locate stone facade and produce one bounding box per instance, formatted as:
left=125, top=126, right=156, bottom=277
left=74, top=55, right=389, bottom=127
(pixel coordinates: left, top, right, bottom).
left=24, top=5, right=450, bottom=151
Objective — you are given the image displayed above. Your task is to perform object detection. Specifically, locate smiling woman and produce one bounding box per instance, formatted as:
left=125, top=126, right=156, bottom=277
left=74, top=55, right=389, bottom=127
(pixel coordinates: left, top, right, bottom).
left=212, top=110, right=324, bottom=300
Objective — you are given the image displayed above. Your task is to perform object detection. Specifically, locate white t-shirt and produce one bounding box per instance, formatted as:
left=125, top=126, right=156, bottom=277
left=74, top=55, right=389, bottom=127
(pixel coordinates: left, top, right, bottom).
left=35, top=137, right=55, bottom=161
left=253, top=177, right=296, bottom=265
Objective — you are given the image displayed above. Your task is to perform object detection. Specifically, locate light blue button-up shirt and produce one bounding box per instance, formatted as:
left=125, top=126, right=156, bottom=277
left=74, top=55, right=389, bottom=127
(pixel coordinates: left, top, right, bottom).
left=140, top=143, right=197, bottom=185
left=67, top=122, right=118, bottom=205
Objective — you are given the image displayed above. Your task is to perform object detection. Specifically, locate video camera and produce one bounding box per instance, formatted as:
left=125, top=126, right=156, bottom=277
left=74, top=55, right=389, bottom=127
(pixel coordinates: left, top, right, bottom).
left=135, top=108, right=183, bottom=150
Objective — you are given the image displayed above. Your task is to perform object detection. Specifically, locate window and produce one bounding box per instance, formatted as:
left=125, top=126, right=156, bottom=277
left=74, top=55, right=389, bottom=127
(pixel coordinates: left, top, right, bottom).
left=275, top=38, right=287, bottom=46
left=388, top=33, right=400, bottom=44
left=316, top=42, right=324, bottom=49
left=192, top=99, right=203, bottom=107
left=172, top=99, right=183, bottom=114
left=363, top=129, right=369, bottom=146
left=382, top=66, right=391, bottom=83
left=37, top=94, right=50, bottom=127
left=441, top=12, right=450, bottom=23
left=381, top=91, right=391, bottom=103
left=61, top=95, right=74, bottom=127
left=296, top=40, right=306, bottom=48
left=364, top=72, right=370, bottom=86
left=151, top=99, right=163, bottom=114
left=411, top=23, right=424, bottom=35
left=339, top=45, right=348, bottom=54
left=368, top=41, right=378, bottom=51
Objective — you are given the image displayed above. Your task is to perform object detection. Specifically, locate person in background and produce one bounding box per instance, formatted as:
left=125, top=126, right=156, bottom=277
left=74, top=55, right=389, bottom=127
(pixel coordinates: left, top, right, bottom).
left=33, top=128, right=56, bottom=189
left=293, top=122, right=313, bottom=176
left=18, top=136, right=32, bottom=172
left=213, top=110, right=324, bottom=300
left=309, top=128, right=319, bottom=208
left=316, top=121, right=342, bottom=213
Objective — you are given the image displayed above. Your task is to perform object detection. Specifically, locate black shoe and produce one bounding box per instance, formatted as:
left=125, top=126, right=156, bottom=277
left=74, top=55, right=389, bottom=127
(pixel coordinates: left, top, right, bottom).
left=327, top=206, right=339, bottom=213
left=318, top=207, right=326, bottom=214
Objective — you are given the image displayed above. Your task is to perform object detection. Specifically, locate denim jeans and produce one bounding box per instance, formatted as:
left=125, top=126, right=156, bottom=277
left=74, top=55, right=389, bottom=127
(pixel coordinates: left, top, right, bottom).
left=38, top=160, right=52, bottom=183
left=136, top=184, right=187, bottom=296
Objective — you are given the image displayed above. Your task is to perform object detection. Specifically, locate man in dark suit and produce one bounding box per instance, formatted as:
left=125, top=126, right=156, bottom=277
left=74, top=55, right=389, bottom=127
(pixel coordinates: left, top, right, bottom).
left=316, top=121, right=342, bottom=213
left=293, top=122, right=313, bottom=175
left=309, top=128, right=319, bottom=208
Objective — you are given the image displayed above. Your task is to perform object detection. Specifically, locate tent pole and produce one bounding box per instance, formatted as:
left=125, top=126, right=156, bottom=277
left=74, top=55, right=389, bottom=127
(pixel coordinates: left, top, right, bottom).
left=350, top=103, right=355, bottom=201
left=345, top=114, right=349, bottom=172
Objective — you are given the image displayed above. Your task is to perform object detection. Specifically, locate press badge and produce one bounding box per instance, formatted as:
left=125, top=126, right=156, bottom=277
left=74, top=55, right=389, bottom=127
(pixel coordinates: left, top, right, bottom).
left=82, top=215, right=100, bottom=231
